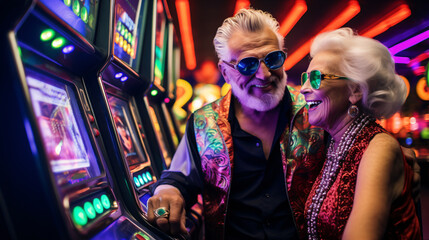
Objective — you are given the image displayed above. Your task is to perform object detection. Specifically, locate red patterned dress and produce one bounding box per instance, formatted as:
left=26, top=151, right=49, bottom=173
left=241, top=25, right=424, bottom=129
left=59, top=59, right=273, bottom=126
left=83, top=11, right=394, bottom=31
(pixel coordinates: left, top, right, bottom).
left=303, top=121, right=421, bottom=239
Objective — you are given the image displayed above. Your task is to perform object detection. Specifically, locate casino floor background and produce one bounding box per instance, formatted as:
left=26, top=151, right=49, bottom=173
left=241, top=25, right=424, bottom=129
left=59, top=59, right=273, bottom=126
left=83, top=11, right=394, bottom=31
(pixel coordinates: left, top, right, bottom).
left=0, top=0, right=428, bottom=239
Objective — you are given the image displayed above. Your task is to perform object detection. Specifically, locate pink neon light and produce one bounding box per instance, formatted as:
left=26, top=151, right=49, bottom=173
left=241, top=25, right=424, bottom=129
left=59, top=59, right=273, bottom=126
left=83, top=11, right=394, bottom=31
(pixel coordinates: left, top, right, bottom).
left=393, top=56, right=410, bottom=64
left=389, top=29, right=429, bottom=55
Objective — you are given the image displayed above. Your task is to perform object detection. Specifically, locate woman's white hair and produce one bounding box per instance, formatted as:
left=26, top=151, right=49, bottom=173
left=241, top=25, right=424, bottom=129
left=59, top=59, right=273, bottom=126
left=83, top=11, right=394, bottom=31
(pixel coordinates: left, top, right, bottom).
left=213, top=8, right=284, bottom=62
left=310, top=27, right=407, bottom=119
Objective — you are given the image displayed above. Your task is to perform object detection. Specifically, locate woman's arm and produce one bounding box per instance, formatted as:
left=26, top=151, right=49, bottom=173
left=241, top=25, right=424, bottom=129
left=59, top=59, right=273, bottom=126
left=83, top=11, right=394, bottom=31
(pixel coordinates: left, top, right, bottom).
left=342, top=133, right=405, bottom=240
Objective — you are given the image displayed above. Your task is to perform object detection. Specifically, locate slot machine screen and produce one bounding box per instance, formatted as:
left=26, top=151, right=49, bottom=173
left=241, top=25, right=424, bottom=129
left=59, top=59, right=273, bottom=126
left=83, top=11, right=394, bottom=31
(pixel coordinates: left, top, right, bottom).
left=107, top=94, right=148, bottom=167
left=40, top=0, right=98, bottom=42
left=153, top=0, right=167, bottom=86
left=26, top=71, right=102, bottom=187
left=113, top=0, right=146, bottom=70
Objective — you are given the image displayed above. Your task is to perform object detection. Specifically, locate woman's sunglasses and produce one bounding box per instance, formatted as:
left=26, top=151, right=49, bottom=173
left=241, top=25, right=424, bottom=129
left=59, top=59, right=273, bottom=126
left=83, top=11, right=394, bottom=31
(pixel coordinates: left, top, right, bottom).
left=223, top=50, right=287, bottom=76
left=301, top=70, right=349, bottom=89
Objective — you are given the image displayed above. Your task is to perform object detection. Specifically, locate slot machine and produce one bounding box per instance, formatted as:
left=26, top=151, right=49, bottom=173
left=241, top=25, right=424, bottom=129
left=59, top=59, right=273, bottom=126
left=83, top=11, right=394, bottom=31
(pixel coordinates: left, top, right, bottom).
left=142, top=0, right=178, bottom=169
left=0, top=0, right=169, bottom=239
left=161, top=22, right=182, bottom=151
left=82, top=0, right=184, bottom=238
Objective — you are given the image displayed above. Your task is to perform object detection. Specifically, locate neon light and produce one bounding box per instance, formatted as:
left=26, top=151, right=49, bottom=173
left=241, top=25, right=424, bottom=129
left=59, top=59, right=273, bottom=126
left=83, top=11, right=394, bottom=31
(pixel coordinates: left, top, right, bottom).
left=115, top=72, right=123, bottom=78
left=120, top=76, right=128, bottom=82
left=284, top=0, right=360, bottom=70
left=393, top=56, right=409, bottom=64
left=399, top=75, right=410, bottom=98
left=279, top=0, right=307, bottom=37
left=360, top=4, right=410, bottom=38
left=176, top=0, right=196, bottom=70
left=164, top=98, right=170, bottom=103
left=389, top=29, right=429, bottom=55
left=408, top=51, right=429, bottom=68
left=234, top=0, right=250, bottom=15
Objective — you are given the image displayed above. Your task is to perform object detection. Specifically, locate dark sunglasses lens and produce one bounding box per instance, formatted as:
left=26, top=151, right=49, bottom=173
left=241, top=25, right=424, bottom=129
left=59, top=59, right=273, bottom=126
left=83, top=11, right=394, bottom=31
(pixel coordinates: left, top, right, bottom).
left=265, top=51, right=286, bottom=69
left=310, top=70, right=322, bottom=89
left=237, top=57, right=260, bottom=75
left=301, top=72, right=308, bottom=86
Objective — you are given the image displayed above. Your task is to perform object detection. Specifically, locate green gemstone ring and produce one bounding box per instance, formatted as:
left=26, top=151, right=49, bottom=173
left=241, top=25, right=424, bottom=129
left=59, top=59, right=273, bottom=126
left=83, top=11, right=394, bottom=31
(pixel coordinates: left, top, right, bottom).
left=154, top=207, right=170, bottom=218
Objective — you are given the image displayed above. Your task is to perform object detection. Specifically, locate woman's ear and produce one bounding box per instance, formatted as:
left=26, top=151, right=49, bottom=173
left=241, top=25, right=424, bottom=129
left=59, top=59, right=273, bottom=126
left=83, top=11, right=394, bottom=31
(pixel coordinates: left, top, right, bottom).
left=218, top=61, right=230, bottom=84
left=349, top=84, right=362, bottom=104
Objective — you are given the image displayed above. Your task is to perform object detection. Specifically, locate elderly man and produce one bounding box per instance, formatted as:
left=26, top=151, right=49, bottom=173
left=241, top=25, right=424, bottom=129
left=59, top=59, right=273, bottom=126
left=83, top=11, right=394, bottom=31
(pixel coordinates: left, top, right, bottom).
left=147, top=8, right=325, bottom=240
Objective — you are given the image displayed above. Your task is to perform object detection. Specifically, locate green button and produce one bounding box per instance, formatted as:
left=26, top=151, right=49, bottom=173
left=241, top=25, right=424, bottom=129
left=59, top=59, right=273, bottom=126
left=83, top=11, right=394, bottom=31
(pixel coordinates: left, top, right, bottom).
left=40, top=29, right=55, bottom=41
left=81, top=7, right=88, bottom=23
left=72, top=206, right=87, bottom=226
left=63, top=0, right=71, bottom=6
left=93, top=198, right=103, bottom=214
left=84, top=202, right=96, bottom=219
left=100, top=194, right=111, bottom=209
left=134, top=177, right=141, bottom=187
left=52, top=37, right=65, bottom=48
left=72, top=0, right=80, bottom=16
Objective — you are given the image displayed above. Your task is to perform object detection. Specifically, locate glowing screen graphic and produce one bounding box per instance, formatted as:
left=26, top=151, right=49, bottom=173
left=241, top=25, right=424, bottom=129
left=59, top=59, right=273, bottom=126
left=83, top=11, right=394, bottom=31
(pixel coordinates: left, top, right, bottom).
left=107, top=94, right=148, bottom=166
left=114, top=0, right=145, bottom=70
left=27, top=72, right=101, bottom=187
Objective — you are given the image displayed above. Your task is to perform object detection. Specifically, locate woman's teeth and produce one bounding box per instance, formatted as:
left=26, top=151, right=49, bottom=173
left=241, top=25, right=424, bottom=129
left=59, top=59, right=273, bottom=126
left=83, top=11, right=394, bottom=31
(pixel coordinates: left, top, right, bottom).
left=307, top=101, right=322, bottom=108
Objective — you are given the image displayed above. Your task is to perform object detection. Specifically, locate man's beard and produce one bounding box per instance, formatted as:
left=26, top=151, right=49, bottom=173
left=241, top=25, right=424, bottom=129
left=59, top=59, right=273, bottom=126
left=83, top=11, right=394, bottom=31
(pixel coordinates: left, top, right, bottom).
left=229, top=73, right=287, bottom=112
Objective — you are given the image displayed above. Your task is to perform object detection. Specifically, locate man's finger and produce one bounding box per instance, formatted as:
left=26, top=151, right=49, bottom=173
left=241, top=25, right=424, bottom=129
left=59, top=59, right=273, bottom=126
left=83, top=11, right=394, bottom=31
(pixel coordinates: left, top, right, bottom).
left=147, top=197, right=159, bottom=223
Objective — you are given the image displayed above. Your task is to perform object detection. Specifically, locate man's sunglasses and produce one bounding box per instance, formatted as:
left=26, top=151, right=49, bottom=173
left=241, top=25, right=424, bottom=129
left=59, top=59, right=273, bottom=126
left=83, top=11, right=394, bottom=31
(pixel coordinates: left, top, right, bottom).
left=223, top=50, right=287, bottom=76
left=301, top=70, right=349, bottom=90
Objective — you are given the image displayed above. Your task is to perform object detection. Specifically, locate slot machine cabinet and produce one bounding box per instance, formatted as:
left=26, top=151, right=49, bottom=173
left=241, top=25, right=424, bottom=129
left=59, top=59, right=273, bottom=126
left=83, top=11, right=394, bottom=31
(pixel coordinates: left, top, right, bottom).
left=142, top=0, right=177, bottom=169
left=160, top=21, right=182, bottom=146
left=0, top=0, right=164, bottom=239
left=82, top=0, right=183, bottom=239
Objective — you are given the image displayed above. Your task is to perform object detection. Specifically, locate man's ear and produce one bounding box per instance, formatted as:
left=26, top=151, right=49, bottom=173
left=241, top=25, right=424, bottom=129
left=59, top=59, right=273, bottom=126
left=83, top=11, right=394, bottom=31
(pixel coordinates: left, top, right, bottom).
left=349, top=84, right=362, bottom=104
left=218, top=61, right=230, bottom=84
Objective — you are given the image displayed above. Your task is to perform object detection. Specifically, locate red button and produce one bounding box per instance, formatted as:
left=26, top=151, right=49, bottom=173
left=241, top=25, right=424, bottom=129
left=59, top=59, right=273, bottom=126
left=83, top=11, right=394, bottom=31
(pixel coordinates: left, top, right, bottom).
left=141, top=134, right=145, bottom=139
left=87, top=114, right=95, bottom=123
left=138, top=124, right=142, bottom=130
left=93, top=128, right=100, bottom=137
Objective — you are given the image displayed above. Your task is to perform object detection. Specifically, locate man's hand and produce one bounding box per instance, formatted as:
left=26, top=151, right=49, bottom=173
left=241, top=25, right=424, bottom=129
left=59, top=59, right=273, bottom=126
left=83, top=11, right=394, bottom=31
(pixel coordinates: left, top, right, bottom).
left=401, top=146, right=421, bottom=203
left=147, top=185, right=188, bottom=236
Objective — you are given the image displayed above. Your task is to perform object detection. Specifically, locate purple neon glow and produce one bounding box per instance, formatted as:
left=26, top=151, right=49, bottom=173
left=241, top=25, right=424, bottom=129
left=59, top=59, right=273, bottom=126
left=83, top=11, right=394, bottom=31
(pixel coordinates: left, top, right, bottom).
left=389, top=29, right=429, bottom=55
left=62, top=45, right=75, bottom=54
left=164, top=98, right=170, bottom=104
left=120, top=76, right=128, bottom=82
left=393, top=56, right=410, bottom=64
left=115, top=72, right=123, bottom=78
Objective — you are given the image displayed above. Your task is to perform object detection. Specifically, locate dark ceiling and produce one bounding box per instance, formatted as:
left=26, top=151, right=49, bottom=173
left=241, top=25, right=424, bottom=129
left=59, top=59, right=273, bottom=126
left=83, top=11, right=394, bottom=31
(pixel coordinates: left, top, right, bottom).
left=165, top=0, right=429, bottom=85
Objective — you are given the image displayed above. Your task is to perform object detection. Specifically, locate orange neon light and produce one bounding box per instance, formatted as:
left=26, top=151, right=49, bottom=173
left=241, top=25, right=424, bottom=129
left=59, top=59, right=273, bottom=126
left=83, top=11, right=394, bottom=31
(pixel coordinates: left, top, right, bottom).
left=279, top=0, right=307, bottom=37
left=234, top=0, right=250, bottom=15
left=284, top=0, right=360, bottom=70
left=176, top=0, right=196, bottom=70
left=360, top=4, right=410, bottom=38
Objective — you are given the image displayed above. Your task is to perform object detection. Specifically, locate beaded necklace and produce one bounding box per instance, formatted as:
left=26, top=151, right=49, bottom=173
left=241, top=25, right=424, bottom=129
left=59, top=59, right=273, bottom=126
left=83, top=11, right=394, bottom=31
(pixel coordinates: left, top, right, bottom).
left=306, top=113, right=374, bottom=240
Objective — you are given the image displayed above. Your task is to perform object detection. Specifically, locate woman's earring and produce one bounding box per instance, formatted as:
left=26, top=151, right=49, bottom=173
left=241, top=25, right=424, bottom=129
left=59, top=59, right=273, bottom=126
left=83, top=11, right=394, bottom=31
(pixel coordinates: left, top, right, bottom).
left=348, top=105, right=359, bottom=118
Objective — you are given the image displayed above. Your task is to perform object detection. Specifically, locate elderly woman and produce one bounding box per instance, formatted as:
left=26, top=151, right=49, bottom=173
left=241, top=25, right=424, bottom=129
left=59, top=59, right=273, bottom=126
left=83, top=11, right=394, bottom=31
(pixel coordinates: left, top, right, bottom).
left=300, top=28, right=421, bottom=239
